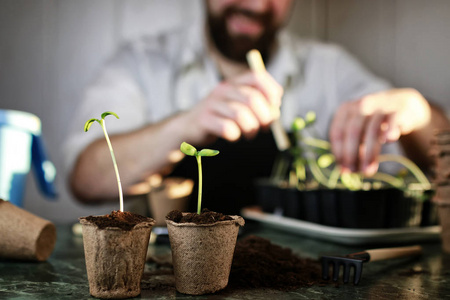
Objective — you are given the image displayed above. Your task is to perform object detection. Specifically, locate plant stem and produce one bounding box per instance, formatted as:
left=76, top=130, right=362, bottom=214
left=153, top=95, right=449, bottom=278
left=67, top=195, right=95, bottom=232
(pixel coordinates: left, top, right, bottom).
left=379, top=154, right=431, bottom=189
left=307, top=157, right=331, bottom=188
left=328, top=165, right=341, bottom=189
left=196, top=155, right=202, bottom=214
left=101, top=119, right=124, bottom=212
left=302, top=137, right=331, bottom=150
left=371, top=172, right=405, bottom=188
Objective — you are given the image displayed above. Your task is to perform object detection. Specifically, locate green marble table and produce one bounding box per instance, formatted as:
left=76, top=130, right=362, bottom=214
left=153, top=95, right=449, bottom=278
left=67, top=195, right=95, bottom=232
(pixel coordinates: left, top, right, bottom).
left=1, top=222, right=449, bottom=299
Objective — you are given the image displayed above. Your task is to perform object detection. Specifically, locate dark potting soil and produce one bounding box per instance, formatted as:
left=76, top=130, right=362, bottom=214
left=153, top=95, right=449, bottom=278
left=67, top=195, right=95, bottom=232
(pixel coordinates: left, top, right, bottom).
left=227, top=235, right=329, bottom=291
left=166, top=209, right=233, bottom=225
left=82, top=210, right=152, bottom=231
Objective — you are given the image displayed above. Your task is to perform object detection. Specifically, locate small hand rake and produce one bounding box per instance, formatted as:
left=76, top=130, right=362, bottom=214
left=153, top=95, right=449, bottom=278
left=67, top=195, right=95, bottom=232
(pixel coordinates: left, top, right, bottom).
left=321, top=245, right=422, bottom=285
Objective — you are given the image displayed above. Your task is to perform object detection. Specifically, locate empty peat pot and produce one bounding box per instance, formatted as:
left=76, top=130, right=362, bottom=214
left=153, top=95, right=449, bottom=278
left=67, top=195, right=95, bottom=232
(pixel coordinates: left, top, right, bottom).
left=0, top=199, right=56, bottom=261
left=79, top=212, right=155, bottom=299
left=166, top=215, right=245, bottom=295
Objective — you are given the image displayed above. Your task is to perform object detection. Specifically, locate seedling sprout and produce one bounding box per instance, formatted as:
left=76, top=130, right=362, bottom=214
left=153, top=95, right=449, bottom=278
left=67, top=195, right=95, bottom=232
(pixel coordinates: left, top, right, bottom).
left=180, top=142, right=219, bottom=214
left=84, top=111, right=124, bottom=212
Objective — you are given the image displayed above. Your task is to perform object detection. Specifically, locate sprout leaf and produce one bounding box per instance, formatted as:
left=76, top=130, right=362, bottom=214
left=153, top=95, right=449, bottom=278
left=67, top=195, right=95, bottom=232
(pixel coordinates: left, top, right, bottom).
left=292, top=117, right=305, bottom=131
left=317, top=153, right=335, bottom=168
left=180, top=142, right=197, bottom=156
left=84, top=118, right=100, bottom=132
left=101, top=111, right=119, bottom=120
left=305, top=111, right=316, bottom=125
left=198, top=149, right=220, bottom=157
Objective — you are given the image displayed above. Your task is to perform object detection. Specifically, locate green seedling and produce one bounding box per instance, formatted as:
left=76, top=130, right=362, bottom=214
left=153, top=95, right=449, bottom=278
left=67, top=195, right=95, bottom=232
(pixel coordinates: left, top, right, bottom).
left=84, top=111, right=124, bottom=212
left=290, top=111, right=431, bottom=191
left=180, top=142, right=219, bottom=214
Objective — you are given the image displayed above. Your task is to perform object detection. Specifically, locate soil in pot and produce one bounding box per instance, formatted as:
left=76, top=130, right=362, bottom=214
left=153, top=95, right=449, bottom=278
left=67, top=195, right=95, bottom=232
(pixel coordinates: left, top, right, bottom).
left=80, top=211, right=155, bottom=299
left=165, top=209, right=244, bottom=295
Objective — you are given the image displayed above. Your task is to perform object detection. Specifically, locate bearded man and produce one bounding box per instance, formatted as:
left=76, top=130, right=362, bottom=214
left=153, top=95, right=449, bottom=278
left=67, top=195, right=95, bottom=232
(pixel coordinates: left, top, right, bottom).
left=65, top=0, right=449, bottom=213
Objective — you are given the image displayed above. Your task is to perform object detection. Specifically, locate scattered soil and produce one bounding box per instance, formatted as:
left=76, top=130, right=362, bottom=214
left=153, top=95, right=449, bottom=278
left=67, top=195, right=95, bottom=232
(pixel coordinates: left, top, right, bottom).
left=82, top=210, right=152, bottom=231
left=166, top=209, right=233, bottom=225
left=227, top=235, right=329, bottom=291
left=141, top=269, right=175, bottom=291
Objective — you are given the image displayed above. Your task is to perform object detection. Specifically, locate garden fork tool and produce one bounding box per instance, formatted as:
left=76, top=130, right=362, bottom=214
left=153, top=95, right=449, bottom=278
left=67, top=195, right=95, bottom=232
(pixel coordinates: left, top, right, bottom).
left=246, top=49, right=292, bottom=181
left=321, top=245, right=422, bottom=285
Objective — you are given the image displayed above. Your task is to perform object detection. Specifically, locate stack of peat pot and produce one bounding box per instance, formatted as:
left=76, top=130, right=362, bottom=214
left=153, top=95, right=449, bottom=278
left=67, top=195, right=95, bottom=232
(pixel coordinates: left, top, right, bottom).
left=432, top=129, right=450, bottom=252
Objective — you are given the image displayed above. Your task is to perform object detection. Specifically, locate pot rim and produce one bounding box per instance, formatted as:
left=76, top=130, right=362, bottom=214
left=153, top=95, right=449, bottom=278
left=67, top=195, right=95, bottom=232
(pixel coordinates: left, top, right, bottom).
left=79, top=216, right=155, bottom=230
left=165, top=214, right=245, bottom=227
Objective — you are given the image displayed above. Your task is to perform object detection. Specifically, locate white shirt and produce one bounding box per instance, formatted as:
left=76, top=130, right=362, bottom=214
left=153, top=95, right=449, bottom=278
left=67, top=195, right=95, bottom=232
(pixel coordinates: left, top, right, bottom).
left=63, top=21, right=398, bottom=176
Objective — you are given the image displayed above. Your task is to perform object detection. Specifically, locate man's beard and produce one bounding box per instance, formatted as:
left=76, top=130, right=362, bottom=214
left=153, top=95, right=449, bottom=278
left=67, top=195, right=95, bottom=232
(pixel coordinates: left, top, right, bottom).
left=207, top=6, right=278, bottom=64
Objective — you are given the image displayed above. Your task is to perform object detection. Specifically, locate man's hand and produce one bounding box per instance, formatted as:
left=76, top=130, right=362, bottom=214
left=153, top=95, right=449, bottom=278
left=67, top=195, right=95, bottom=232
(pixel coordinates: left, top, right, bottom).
left=180, top=70, right=283, bottom=145
left=329, top=88, right=431, bottom=176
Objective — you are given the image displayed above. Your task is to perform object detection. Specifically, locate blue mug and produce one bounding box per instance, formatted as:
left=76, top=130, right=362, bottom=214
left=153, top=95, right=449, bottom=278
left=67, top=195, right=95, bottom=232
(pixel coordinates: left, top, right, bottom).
left=0, top=109, right=57, bottom=206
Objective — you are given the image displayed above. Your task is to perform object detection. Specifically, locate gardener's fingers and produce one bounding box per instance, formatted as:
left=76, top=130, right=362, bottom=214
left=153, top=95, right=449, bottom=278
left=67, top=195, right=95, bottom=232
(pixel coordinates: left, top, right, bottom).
left=230, top=70, right=283, bottom=115
left=329, top=102, right=351, bottom=171
left=360, top=112, right=386, bottom=176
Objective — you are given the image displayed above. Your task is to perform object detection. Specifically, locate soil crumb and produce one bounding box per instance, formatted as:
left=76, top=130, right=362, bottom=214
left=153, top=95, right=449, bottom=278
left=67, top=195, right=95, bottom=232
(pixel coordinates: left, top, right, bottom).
left=82, top=210, right=153, bottom=231
left=166, top=209, right=233, bottom=224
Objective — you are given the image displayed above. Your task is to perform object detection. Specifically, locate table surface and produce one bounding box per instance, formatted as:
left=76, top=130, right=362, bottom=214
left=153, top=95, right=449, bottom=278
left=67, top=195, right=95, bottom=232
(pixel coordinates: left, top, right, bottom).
left=1, top=221, right=449, bottom=300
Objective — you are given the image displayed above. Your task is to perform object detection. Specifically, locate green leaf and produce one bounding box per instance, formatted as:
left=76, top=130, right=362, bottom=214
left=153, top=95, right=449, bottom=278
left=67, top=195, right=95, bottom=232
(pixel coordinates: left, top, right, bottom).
left=292, top=117, right=305, bottom=131
left=317, top=153, right=335, bottom=168
left=84, top=118, right=100, bottom=132
left=198, top=149, right=220, bottom=157
left=180, top=142, right=197, bottom=156
left=101, top=111, right=119, bottom=120
left=305, top=111, right=316, bottom=125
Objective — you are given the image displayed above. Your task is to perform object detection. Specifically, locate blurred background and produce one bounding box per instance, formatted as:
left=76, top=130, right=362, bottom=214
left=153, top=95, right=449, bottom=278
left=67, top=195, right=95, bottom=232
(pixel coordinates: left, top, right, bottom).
left=1, top=0, right=449, bottom=223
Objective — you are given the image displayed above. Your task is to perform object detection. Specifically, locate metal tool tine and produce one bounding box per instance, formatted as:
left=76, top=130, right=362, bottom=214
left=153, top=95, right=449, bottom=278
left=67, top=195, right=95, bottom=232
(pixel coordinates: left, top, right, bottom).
left=332, top=261, right=340, bottom=281
left=343, top=262, right=352, bottom=283
left=322, top=259, right=330, bottom=280
left=353, top=262, right=364, bottom=285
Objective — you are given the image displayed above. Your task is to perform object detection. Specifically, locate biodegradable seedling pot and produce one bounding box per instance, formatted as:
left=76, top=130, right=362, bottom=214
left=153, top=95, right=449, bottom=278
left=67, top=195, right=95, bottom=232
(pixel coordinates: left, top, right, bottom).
left=166, top=215, right=245, bottom=295
left=79, top=213, right=155, bottom=299
left=0, top=199, right=56, bottom=261
left=148, top=177, right=193, bottom=227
